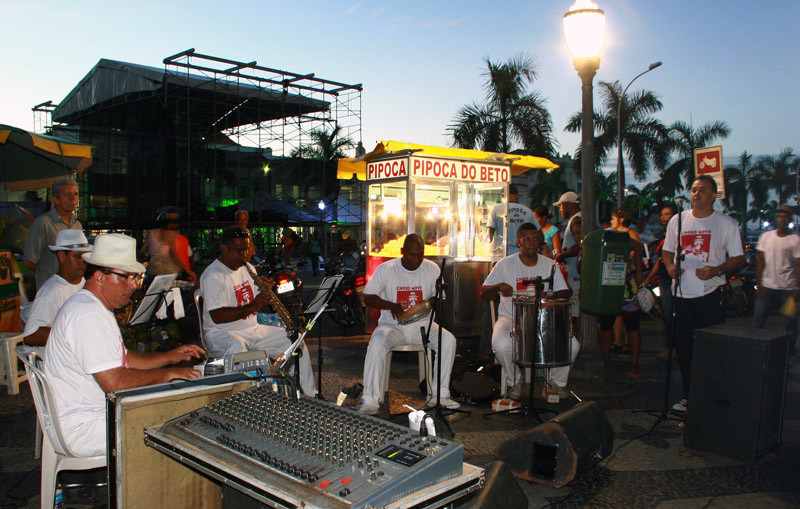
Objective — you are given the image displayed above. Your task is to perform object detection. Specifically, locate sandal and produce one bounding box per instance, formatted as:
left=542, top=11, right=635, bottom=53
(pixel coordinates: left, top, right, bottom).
left=610, top=344, right=624, bottom=353
left=628, top=368, right=640, bottom=379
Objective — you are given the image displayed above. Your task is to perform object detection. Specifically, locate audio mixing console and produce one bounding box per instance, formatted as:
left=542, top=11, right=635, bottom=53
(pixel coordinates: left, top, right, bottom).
left=145, top=382, right=464, bottom=508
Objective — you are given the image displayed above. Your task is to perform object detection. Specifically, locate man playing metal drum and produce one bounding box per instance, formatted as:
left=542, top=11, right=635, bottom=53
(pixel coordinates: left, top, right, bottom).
left=357, top=234, right=458, bottom=415
left=481, top=224, right=571, bottom=400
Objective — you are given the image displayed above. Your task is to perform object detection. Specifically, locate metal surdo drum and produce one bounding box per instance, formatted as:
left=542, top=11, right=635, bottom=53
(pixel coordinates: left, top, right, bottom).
left=512, top=296, right=572, bottom=367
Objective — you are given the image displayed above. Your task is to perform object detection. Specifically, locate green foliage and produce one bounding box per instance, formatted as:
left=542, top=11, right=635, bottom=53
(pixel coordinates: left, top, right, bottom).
left=448, top=54, right=555, bottom=156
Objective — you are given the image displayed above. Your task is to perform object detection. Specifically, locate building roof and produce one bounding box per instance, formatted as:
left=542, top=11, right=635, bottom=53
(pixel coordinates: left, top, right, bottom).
left=53, top=58, right=330, bottom=130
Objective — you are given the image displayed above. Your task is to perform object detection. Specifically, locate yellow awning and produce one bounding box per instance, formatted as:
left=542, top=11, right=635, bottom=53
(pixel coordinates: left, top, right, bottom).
left=337, top=140, right=558, bottom=181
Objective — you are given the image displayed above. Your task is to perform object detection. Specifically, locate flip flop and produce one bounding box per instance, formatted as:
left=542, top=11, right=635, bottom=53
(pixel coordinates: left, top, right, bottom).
left=628, top=369, right=640, bottom=378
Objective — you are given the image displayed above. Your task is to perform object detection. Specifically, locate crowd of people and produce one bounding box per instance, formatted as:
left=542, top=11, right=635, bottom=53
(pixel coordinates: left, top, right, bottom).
left=15, top=174, right=798, bottom=460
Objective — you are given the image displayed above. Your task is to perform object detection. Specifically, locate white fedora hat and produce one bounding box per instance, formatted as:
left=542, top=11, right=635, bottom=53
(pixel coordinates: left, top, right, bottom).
left=82, top=233, right=145, bottom=273
left=49, top=229, right=93, bottom=252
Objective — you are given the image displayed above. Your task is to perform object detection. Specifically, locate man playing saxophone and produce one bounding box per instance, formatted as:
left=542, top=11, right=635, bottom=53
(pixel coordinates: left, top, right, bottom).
left=199, top=226, right=316, bottom=396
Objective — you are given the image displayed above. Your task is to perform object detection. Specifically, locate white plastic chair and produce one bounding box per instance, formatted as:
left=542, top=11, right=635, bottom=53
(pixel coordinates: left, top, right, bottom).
left=380, top=343, right=434, bottom=400
left=20, top=352, right=106, bottom=509
left=193, top=288, right=210, bottom=353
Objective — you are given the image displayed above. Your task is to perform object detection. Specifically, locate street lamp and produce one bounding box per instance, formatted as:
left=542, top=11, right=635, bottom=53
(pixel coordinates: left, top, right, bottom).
left=564, top=0, right=605, bottom=367
left=615, top=61, right=662, bottom=207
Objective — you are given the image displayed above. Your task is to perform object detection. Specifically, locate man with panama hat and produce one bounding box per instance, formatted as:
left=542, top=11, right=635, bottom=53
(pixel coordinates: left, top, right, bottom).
left=45, top=233, right=204, bottom=457
left=22, top=229, right=93, bottom=348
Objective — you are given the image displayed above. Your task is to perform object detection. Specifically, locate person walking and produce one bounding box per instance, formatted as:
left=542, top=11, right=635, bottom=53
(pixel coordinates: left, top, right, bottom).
left=752, top=204, right=800, bottom=365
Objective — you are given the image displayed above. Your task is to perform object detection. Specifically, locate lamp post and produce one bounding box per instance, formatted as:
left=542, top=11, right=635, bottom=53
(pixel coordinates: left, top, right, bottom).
left=615, top=61, right=662, bottom=207
left=563, top=0, right=605, bottom=371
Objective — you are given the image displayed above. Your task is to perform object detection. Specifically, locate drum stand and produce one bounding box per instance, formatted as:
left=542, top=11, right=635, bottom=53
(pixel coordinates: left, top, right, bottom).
left=422, top=259, right=470, bottom=439
left=484, top=278, right=546, bottom=423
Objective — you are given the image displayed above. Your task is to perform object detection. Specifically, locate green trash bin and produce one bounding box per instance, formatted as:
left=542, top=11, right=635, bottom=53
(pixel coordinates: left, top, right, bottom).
left=579, top=229, right=630, bottom=316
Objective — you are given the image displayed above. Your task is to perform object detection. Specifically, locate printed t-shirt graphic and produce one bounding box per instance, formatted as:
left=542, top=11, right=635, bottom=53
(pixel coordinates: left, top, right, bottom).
left=681, top=230, right=711, bottom=262
left=235, top=281, right=256, bottom=319
left=396, top=286, right=423, bottom=311
left=515, top=278, right=537, bottom=292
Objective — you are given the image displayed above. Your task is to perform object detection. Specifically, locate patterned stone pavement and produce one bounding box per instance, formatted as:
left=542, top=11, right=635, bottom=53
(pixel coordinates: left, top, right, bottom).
left=1, top=306, right=797, bottom=508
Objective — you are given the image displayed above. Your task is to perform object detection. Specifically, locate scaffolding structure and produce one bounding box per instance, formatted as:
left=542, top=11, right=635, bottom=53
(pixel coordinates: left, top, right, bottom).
left=41, top=49, right=364, bottom=255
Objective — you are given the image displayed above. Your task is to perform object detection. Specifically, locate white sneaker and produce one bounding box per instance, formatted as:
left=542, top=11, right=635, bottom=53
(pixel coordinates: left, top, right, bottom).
left=672, top=398, right=688, bottom=413
left=357, top=400, right=379, bottom=415
left=425, top=396, right=461, bottom=410
left=507, top=385, right=523, bottom=400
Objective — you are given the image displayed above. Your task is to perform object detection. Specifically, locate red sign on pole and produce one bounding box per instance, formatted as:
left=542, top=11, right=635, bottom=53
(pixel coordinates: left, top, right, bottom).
left=694, top=145, right=725, bottom=199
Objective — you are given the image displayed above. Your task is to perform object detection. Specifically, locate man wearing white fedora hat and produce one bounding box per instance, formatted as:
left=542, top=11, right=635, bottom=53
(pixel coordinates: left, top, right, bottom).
left=44, top=233, right=204, bottom=457
left=22, top=229, right=93, bottom=348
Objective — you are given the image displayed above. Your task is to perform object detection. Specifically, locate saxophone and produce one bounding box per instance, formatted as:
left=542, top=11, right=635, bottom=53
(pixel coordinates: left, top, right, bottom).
left=245, top=264, right=302, bottom=333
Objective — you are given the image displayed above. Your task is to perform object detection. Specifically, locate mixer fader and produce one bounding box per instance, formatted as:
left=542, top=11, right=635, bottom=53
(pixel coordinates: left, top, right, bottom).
left=148, top=383, right=464, bottom=508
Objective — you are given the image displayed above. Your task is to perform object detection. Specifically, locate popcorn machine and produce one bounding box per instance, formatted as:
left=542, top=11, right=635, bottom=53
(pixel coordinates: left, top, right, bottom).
left=338, top=141, right=557, bottom=336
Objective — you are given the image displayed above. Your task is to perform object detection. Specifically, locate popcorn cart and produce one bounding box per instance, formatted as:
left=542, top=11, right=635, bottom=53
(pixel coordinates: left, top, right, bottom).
left=338, top=141, right=557, bottom=336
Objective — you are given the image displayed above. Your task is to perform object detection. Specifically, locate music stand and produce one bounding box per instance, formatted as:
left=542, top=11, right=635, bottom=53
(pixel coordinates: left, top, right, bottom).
left=304, top=275, right=344, bottom=397
left=128, top=274, right=177, bottom=328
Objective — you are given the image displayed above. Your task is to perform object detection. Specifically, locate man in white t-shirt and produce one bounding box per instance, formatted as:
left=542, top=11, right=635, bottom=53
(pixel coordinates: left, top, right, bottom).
left=23, top=229, right=93, bottom=349
left=45, top=234, right=203, bottom=457
left=663, top=175, right=744, bottom=413
left=753, top=204, right=800, bottom=362
left=488, top=184, right=537, bottom=256
left=357, top=234, right=458, bottom=415
left=200, top=226, right=316, bottom=396
left=553, top=191, right=582, bottom=334
left=482, top=224, right=571, bottom=399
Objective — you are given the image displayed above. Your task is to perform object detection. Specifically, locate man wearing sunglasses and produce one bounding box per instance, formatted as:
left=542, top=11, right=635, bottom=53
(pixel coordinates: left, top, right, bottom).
left=44, top=233, right=204, bottom=457
left=200, top=226, right=316, bottom=396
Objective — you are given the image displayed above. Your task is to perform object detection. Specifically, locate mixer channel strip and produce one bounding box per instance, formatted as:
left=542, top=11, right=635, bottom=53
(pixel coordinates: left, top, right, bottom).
left=151, top=384, right=464, bottom=508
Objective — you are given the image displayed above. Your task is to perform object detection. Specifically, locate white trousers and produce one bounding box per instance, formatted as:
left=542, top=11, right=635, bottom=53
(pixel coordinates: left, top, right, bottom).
left=492, top=316, right=578, bottom=389
left=361, top=322, right=456, bottom=406
left=205, top=324, right=316, bottom=396
left=62, top=414, right=106, bottom=458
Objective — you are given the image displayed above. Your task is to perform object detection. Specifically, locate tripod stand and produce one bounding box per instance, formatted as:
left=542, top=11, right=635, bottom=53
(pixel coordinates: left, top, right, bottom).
left=645, top=202, right=686, bottom=433
left=421, top=258, right=470, bottom=438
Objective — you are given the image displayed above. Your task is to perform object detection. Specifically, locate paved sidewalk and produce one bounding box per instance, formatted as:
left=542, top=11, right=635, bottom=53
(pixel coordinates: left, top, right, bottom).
left=1, top=278, right=797, bottom=507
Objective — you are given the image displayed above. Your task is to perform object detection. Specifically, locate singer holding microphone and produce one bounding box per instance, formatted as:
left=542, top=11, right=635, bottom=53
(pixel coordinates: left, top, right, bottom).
left=481, top=224, right=571, bottom=399
left=662, top=175, right=744, bottom=413
left=357, top=234, right=458, bottom=415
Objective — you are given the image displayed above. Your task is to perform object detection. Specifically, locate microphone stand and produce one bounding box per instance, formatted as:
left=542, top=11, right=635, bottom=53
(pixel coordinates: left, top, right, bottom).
left=421, top=258, right=470, bottom=439
left=646, top=201, right=685, bottom=433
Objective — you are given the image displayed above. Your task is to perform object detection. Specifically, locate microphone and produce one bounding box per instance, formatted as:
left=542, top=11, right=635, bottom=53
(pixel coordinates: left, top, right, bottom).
left=675, top=197, right=686, bottom=209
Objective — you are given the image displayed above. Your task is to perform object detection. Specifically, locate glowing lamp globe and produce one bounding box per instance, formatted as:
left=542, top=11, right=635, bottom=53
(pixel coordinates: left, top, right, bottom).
left=563, top=0, right=606, bottom=59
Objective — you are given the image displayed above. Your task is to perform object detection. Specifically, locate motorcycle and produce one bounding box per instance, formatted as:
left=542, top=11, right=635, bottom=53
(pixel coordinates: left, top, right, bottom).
left=252, top=251, right=304, bottom=316
left=321, top=251, right=367, bottom=333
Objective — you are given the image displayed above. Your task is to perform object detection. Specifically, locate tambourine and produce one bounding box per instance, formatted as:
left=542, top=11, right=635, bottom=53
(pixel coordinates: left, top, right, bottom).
left=397, top=299, right=432, bottom=325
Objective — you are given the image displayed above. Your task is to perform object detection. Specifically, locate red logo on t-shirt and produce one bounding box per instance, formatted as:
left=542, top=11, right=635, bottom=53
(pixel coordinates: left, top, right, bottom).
left=235, top=281, right=256, bottom=319
left=681, top=231, right=711, bottom=262
left=396, top=286, right=423, bottom=310
left=515, top=277, right=537, bottom=292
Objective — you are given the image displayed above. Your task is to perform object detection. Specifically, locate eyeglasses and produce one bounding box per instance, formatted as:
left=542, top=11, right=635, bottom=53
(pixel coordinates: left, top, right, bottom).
left=103, top=270, right=143, bottom=284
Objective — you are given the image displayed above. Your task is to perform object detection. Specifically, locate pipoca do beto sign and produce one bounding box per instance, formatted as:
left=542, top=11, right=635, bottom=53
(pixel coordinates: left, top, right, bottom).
left=367, top=155, right=510, bottom=183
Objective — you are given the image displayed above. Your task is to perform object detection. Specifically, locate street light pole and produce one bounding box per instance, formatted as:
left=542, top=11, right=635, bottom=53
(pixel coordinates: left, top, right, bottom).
left=615, top=61, right=662, bottom=208
left=564, top=0, right=605, bottom=371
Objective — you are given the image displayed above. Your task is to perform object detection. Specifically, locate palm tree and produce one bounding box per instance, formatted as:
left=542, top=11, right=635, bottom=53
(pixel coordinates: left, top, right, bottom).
left=291, top=124, right=354, bottom=161
left=724, top=151, right=769, bottom=238
left=759, top=148, right=798, bottom=203
left=565, top=81, right=668, bottom=186
left=528, top=167, right=568, bottom=213
left=595, top=170, right=617, bottom=221
left=448, top=54, right=555, bottom=156
left=662, top=120, right=731, bottom=192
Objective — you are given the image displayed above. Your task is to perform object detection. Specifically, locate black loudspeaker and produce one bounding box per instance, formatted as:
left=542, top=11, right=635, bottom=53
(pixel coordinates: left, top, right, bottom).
left=686, top=324, right=790, bottom=461
left=494, top=401, right=613, bottom=488
left=466, top=461, right=527, bottom=509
